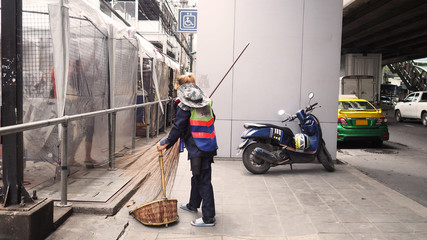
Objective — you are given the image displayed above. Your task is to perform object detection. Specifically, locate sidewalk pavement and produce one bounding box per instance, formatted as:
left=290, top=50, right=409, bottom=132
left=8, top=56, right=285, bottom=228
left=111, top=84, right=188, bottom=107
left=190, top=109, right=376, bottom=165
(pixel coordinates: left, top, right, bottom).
left=46, top=133, right=427, bottom=240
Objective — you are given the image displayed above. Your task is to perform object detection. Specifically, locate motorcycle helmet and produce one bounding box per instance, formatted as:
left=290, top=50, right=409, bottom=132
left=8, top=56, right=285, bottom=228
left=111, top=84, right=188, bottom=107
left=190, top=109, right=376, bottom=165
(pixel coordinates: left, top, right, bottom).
left=294, top=133, right=311, bottom=151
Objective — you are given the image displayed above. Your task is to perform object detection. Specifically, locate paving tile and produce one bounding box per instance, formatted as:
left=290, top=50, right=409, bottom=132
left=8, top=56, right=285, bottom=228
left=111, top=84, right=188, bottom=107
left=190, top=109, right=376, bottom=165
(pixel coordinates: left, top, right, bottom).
left=351, top=232, right=388, bottom=240
left=251, top=215, right=285, bottom=236
left=124, top=230, right=158, bottom=240
left=374, top=222, right=414, bottom=233
left=157, top=233, right=222, bottom=240
left=385, top=232, right=427, bottom=240
left=308, top=212, right=338, bottom=224
left=318, top=193, right=347, bottom=206
left=342, top=222, right=380, bottom=233
left=222, top=213, right=254, bottom=235
left=279, top=214, right=317, bottom=236
left=363, top=213, right=399, bottom=223
left=332, top=208, right=369, bottom=223
left=249, top=195, right=275, bottom=206
left=409, top=222, right=427, bottom=232
left=223, top=195, right=250, bottom=205
left=314, top=222, right=347, bottom=233
left=224, top=236, right=286, bottom=240
left=318, top=233, right=355, bottom=240
left=249, top=203, right=278, bottom=215
left=296, top=193, right=323, bottom=207
left=222, top=203, right=251, bottom=214
left=353, top=204, right=386, bottom=214
left=288, top=234, right=321, bottom=240
left=393, top=212, right=427, bottom=223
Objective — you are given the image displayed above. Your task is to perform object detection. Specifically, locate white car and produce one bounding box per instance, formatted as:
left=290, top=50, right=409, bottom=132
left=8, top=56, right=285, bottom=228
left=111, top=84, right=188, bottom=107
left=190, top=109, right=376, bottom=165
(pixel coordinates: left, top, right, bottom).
left=394, top=91, right=427, bottom=126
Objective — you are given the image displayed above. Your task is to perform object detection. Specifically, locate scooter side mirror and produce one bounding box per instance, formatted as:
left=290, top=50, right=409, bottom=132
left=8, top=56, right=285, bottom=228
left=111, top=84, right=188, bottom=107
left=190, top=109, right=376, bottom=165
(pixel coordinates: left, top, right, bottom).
left=308, top=92, right=314, bottom=99
left=278, top=110, right=286, bottom=116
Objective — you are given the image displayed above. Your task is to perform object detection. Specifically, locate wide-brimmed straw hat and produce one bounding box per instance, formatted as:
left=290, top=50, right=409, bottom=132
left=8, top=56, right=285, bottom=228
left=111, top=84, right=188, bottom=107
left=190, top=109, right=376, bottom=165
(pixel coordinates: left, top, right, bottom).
left=177, top=83, right=210, bottom=109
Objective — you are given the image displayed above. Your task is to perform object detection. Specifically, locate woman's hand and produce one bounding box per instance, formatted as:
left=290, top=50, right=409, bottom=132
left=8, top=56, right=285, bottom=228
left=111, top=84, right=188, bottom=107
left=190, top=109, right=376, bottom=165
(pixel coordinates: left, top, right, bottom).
left=157, top=142, right=169, bottom=152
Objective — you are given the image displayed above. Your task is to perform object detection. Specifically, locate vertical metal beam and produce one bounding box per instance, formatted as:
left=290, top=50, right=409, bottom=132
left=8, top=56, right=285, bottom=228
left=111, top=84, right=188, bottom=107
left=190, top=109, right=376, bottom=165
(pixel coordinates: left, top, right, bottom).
left=169, top=99, right=175, bottom=127
left=57, top=121, right=71, bottom=207
left=156, top=103, right=160, bottom=136
left=132, top=108, right=136, bottom=154
left=146, top=105, right=151, bottom=143
left=1, top=0, right=27, bottom=206
left=109, top=112, right=116, bottom=170
left=163, top=102, right=167, bottom=130
left=107, top=23, right=116, bottom=171
left=134, top=0, right=139, bottom=30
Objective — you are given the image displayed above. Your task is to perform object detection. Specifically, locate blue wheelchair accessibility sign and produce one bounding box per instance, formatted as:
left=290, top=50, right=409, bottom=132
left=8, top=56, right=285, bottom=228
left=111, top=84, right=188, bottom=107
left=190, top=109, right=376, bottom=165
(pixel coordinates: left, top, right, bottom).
left=178, top=9, right=197, bottom=32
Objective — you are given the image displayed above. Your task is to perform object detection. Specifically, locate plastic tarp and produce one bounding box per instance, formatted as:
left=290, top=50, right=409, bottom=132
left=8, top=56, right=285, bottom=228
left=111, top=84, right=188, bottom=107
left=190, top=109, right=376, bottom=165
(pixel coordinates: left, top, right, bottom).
left=20, top=1, right=137, bottom=168
left=10, top=0, right=178, bottom=174
left=48, top=4, right=69, bottom=142
left=135, top=34, right=179, bottom=114
left=111, top=37, right=138, bottom=150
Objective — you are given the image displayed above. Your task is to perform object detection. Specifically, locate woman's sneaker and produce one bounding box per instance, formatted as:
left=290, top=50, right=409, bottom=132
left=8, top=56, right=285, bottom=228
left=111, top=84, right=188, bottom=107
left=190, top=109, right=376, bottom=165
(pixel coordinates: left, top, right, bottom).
left=191, top=217, right=216, bottom=227
left=180, top=203, right=197, bottom=213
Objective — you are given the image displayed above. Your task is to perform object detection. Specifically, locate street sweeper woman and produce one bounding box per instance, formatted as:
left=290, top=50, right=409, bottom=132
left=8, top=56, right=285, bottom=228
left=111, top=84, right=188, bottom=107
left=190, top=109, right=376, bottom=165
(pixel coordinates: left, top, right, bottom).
left=157, top=73, right=218, bottom=227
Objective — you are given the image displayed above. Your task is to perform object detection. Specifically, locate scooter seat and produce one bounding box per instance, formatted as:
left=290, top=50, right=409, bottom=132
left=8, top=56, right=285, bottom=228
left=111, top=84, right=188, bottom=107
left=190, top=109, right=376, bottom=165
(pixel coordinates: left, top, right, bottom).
left=244, top=123, right=294, bottom=137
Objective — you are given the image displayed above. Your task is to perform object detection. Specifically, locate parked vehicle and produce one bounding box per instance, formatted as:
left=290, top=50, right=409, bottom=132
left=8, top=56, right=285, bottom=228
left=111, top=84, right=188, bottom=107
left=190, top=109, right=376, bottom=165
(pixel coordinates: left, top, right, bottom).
left=340, top=75, right=377, bottom=103
left=380, top=83, right=405, bottom=105
left=237, top=93, right=334, bottom=174
left=394, top=91, right=427, bottom=126
left=337, top=96, right=389, bottom=146
left=380, top=95, right=399, bottom=106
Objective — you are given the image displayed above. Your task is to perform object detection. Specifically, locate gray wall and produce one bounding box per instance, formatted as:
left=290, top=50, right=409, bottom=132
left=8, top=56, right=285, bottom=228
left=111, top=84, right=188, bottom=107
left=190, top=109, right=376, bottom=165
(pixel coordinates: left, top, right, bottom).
left=195, top=0, right=343, bottom=158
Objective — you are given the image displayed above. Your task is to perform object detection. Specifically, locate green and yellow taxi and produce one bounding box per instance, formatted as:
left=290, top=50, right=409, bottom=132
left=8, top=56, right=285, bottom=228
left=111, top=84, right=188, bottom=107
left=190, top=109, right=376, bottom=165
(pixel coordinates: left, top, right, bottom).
left=337, top=96, right=389, bottom=145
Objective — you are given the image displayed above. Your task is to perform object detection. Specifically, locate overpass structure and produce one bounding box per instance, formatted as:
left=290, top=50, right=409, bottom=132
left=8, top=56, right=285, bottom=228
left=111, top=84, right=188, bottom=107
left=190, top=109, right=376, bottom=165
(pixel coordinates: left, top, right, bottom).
left=342, top=0, right=427, bottom=91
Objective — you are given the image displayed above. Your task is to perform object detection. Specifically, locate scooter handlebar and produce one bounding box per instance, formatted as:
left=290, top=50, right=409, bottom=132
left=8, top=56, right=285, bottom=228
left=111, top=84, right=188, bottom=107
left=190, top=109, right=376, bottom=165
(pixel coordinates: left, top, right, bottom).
left=281, top=103, right=319, bottom=122
left=282, top=115, right=297, bottom=122
left=306, top=102, right=319, bottom=112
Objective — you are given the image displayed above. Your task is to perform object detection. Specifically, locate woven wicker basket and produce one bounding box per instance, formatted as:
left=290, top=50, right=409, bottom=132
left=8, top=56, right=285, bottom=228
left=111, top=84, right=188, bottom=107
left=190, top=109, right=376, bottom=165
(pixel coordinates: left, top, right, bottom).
left=130, top=198, right=178, bottom=226
left=130, top=150, right=179, bottom=227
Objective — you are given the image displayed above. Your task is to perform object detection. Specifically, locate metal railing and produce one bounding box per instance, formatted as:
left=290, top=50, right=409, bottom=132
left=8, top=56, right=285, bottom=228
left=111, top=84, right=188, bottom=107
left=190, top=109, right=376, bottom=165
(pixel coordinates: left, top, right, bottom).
left=0, top=98, right=174, bottom=207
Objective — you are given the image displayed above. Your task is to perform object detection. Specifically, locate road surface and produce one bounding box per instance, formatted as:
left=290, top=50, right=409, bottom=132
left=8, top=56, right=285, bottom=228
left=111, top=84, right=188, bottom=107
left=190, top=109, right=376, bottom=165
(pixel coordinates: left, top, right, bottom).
left=337, top=109, right=427, bottom=207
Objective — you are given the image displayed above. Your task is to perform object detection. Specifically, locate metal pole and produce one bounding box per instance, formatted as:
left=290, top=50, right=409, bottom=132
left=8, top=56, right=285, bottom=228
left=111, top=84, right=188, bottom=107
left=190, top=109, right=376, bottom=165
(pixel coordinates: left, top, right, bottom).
left=57, top=120, right=71, bottom=207
left=0, top=101, right=171, bottom=136
left=109, top=112, right=116, bottom=170
left=132, top=108, right=136, bottom=154
left=0, top=0, right=28, bottom=206
left=156, top=103, right=160, bottom=137
left=163, top=102, right=167, bottom=131
left=170, top=99, right=174, bottom=126
left=146, top=105, right=151, bottom=144
left=107, top=23, right=115, bottom=170
left=134, top=0, right=139, bottom=30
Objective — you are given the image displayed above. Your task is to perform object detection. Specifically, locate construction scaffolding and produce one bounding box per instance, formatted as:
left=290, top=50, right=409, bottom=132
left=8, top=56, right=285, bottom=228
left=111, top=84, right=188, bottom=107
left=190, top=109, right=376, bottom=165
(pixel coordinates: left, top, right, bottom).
left=1, top=0, right=179, bottom=205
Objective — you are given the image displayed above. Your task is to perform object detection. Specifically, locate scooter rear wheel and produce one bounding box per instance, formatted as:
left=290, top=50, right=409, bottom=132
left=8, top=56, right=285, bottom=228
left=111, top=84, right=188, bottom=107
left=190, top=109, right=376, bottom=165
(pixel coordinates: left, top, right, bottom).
left=318, top=141, right=335, bottom=172
left=242, top=142, right=271, bottom=174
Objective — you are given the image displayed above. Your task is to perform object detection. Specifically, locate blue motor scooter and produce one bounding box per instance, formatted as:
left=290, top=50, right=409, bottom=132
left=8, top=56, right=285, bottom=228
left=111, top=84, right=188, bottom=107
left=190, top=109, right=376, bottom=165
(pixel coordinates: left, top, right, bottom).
left=237, top=92, right=334, bottom=174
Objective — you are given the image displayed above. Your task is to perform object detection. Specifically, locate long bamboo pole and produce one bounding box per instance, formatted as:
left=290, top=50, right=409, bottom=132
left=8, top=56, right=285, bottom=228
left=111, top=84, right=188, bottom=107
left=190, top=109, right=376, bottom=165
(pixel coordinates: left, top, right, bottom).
left=209, top=42, right=250, bottom=98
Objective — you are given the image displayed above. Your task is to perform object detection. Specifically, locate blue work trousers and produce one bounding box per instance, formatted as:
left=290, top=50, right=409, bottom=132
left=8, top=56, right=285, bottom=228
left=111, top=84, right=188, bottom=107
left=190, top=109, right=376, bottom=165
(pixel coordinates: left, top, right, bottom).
left=189, top=164, right=215, bottom=219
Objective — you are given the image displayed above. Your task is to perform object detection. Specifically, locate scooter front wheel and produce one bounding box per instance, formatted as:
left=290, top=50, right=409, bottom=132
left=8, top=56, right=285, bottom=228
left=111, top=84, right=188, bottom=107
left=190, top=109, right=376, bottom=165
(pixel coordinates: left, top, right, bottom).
left=318, top=141, right=335, bottom=172
left=242, top=142, right=271, bottom=174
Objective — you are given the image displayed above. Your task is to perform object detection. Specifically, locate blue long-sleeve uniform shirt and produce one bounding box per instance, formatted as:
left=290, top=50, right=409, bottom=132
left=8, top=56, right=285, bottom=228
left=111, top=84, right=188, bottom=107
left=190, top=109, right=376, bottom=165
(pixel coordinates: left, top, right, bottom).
left=160, top=106, right=217, bottom=160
